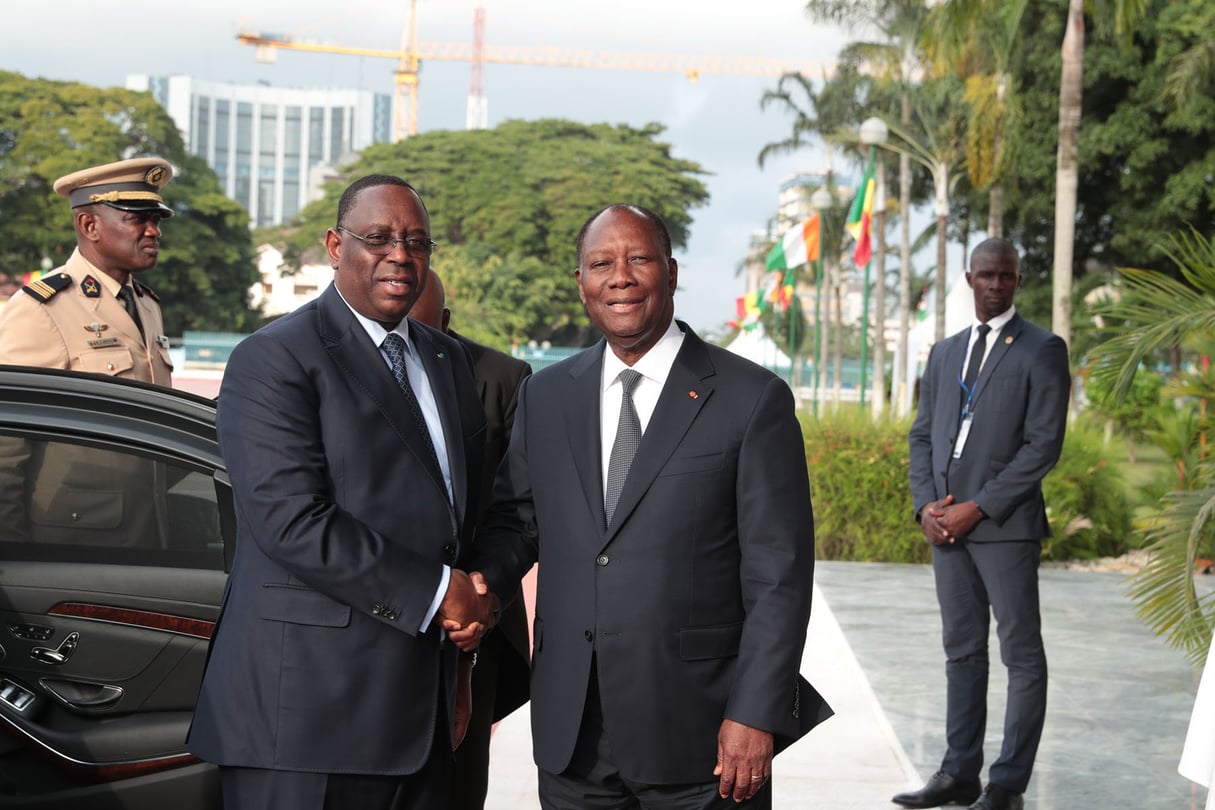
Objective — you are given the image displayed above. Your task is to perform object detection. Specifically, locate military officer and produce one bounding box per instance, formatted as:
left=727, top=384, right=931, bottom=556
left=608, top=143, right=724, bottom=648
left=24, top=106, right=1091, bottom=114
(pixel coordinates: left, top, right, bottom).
left=0, top=158, right=177, bottom=546
left=0, top=157, right=176, bottom=384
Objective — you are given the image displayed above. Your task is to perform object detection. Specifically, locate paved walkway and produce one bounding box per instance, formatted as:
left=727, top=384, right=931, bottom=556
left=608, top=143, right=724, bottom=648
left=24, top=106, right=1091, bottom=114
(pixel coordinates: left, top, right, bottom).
left=484, top=562, right=1211, bottom=809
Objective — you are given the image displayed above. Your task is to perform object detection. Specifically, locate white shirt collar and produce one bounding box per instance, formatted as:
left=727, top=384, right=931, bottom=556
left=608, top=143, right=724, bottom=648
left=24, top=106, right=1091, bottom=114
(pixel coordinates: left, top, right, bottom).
left=973, top=305, right=1016, bottom=336
left=334, top=284, right=413, bottom=351
left=600, top=318, right=684, bottom=392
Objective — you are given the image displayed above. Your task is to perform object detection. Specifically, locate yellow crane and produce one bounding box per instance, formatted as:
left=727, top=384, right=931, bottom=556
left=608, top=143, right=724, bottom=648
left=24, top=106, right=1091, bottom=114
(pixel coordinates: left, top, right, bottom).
left=238, top=2, right=837, bottom=141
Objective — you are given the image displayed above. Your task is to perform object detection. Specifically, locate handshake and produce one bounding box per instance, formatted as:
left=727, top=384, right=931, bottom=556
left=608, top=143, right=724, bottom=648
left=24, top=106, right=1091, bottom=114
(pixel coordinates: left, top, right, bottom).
left=436, top=569, right=499, bottom=651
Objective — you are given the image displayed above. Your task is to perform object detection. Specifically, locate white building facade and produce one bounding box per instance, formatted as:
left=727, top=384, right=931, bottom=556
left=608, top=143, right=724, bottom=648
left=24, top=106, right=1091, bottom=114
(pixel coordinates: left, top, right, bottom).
left=127, top=75, right=391, bottom=227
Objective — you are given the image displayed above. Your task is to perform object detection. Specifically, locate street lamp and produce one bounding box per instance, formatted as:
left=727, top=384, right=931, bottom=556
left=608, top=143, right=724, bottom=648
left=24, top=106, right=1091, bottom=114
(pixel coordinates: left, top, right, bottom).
left=810, top=187, right=833, bottom=416
left=858, top=117, right=888, bottom=413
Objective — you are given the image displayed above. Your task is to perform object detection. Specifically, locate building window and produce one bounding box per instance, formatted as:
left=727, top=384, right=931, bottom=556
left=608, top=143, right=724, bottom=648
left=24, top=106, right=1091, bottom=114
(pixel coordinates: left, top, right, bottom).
left=330, top=106, right=345, bottom=163
left=235, top=102, right=253, bottom=209
left=195, top=97, right=210, bottom=159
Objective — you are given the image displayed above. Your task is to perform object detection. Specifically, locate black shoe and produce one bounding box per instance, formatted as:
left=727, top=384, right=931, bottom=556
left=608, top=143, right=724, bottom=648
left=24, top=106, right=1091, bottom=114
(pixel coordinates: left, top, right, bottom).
left=966, top=784, right=1023, bottom=810
left=892, top=771, right=983, bottom=808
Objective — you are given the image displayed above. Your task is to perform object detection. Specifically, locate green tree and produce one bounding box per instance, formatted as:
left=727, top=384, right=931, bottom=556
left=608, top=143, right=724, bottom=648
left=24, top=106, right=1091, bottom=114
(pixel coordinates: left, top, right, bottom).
left=276, top=119, right=709, bottom=346
left=925, top=0, right=1029, bottom=237
left=0, top=70, right=260, bottom=333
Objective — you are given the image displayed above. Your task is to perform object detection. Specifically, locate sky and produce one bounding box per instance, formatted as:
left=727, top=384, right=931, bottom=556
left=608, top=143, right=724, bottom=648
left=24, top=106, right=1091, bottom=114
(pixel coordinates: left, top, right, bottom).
left=4, top=0, right=861, bottom=331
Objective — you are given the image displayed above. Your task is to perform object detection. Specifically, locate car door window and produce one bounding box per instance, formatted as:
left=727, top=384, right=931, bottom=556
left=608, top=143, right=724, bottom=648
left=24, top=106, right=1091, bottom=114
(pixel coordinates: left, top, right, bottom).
left=0, top=433, right=224, bottom=571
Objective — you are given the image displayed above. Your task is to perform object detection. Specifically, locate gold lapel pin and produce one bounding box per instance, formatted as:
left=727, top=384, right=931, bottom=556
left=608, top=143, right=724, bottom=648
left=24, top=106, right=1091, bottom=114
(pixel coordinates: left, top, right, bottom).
left=1005, top=336, right=1014, bottom=344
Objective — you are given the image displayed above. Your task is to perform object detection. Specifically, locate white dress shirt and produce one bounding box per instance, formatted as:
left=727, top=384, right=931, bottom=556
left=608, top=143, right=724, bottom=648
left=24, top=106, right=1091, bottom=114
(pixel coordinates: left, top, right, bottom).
left=598, top=318, right=685, bottom=500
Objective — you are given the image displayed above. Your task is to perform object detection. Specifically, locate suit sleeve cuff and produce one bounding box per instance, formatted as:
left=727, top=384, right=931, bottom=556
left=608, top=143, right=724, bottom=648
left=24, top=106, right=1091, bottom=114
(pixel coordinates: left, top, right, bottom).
left=420, top=565, right=451, bottom=633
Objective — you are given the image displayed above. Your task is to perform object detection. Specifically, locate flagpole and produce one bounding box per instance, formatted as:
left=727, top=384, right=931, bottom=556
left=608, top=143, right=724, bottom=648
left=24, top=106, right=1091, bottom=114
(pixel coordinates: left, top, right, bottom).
left=809, top=191, right=831, bottom=417
left=858, top=145, right=875, bottom=410
left=857, top=118, right=888, bottom=414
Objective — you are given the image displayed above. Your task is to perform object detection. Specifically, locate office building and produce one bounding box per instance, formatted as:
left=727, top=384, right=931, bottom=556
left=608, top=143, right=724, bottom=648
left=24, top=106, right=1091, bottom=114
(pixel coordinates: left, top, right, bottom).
left=127, top=75, right=391, bottom=227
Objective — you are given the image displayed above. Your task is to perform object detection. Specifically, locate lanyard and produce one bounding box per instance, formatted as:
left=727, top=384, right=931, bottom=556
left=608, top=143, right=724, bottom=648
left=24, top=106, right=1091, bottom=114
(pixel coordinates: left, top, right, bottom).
left=958, top=370, right=979, bottom=419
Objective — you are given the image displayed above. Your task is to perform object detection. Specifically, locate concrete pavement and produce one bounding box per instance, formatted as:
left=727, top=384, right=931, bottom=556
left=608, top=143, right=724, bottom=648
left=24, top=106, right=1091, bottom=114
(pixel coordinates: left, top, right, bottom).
left=483, top=562, right=1211, bottom=809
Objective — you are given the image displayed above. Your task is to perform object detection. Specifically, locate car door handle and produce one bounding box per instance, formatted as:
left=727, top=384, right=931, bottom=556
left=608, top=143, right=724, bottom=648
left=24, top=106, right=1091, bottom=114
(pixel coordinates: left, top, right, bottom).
left=31, top=632, right=78, bottom=666
left=40, top=678, right=124, bottom=711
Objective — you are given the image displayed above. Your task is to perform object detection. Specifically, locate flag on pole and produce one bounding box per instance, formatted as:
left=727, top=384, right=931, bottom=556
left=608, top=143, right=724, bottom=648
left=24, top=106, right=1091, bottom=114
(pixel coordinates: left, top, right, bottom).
left=765, top=214, right=821, bottom=273
left=845, top=156, right=876, bottom=268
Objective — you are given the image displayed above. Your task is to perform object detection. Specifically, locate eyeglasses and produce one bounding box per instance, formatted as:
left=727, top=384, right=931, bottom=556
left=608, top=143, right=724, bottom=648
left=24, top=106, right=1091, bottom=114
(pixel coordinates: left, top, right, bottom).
left=337, top=226, right=438, bottom=256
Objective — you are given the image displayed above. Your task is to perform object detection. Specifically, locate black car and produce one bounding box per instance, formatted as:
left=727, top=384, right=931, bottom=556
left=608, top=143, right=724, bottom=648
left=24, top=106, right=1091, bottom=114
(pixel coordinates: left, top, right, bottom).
left=0, top=365, right=228, bottom=808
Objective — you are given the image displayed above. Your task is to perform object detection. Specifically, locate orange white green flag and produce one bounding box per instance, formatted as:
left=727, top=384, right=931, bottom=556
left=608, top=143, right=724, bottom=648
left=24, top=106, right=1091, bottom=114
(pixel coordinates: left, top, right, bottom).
left=765, top=214, right=821, bottom=273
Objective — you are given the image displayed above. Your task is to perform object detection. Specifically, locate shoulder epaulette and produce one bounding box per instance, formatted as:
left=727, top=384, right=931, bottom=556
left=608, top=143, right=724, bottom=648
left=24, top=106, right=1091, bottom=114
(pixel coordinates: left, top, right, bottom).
left=21, top=272, right=73, bottom=303
left=132, top=278, right=160, bottom=302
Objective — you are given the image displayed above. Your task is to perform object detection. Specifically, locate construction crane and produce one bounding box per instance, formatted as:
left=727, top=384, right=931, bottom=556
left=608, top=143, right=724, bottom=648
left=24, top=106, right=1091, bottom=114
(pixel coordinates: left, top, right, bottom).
left=238, top=5, right=837, bottom=142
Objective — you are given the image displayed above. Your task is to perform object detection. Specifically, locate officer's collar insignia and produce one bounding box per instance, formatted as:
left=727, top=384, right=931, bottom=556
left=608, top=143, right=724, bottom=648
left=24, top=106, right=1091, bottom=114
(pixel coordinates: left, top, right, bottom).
left=156, top=335, right=170, bottom=349
left=81, top=275, right=102, bottom=298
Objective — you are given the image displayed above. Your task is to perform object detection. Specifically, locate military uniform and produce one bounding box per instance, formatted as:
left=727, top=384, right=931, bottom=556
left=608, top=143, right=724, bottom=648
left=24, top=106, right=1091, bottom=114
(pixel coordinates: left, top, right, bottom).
left=0, top=249, right=173, bottom=384
left=0, top=157, right=176, bottom=545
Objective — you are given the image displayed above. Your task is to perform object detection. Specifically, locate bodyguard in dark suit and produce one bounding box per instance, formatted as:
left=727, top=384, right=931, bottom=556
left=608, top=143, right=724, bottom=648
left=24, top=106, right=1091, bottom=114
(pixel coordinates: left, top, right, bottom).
left=188, top=175, right=495, bottom=810
left=409, top=268, right=533, bottom=810
left=900, top=239, right=1071, bottom=810
left=454, top=204, right=831, bottom=809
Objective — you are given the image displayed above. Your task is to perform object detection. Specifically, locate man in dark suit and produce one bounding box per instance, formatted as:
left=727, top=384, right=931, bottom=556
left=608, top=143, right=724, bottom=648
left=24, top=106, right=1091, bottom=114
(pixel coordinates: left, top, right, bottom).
left=188, top=175, right=495, bottom=810
left=454, top=204, right=831, bottom=809
left=900, top=238, right=1071, bottom=810
left=409, top=267, right=533, bottom=810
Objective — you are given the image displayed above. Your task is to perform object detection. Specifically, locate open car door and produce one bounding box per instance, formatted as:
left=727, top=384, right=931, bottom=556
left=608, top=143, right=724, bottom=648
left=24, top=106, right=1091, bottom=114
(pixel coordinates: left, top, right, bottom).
left=0, top=366, right=229, bottom=809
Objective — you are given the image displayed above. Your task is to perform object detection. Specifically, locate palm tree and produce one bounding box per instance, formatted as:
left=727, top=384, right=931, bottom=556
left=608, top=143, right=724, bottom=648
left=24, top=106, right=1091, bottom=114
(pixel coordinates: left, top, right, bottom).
left=803, top=0, right=928, bottom=415
left=1088, top=228, right=1215, bottom=665
left=877, top=85, right=967, bottom=343
left=1052, top=0, right=1150, bottom=345
left=925, top=0, right=1029, bottom=238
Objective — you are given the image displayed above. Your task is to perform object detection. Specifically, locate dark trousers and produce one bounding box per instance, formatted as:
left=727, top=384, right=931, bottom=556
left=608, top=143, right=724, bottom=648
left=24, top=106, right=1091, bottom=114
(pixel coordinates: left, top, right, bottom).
left=933, top=539, right=1047, bottom=793
left=538, top=666, right=771, bottom=810
left=221, top=697, right=453, bottom=810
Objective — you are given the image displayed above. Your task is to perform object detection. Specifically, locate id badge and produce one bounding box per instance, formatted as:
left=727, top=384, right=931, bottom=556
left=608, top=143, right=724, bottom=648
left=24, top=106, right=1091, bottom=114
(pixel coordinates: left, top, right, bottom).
left=953, top=415, right=973, bottom=459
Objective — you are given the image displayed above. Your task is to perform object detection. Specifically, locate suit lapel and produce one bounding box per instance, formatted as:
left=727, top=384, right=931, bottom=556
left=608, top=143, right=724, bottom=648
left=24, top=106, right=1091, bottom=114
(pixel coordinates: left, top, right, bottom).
left=603, top=327, right=713, bottom=546
left=316, top=285, right=449, bottom=501
left=564, top=343, right=608, bottom=533
left=941, top=328, right=970, bottom=419
left=968, top=313, right=1023, bottom=413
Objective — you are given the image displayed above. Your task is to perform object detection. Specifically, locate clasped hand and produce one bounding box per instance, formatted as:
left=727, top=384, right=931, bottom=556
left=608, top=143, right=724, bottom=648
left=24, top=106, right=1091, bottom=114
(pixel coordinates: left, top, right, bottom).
left=437, top=569, right=498, bottom=651
left=920, top=494, right=983, bottom=545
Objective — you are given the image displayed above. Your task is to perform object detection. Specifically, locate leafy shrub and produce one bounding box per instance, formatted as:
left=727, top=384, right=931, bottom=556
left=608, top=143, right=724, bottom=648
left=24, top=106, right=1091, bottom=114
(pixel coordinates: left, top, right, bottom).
left=1041, top=417, right=1134, bottom=561
left=802, top=409, right=1133, bottom=563
left=801, top=409, right=925, bottom=563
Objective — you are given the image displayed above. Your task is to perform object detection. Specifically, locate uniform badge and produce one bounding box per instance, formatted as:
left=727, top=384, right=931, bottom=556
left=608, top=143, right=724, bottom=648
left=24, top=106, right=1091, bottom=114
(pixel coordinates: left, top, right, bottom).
left=81, top=276, right=102, bottom=298
left=85, top=321, right=119, bottom=347
left=155, top=335, right=171, bottom=349
left=145, top=166, right=167, bottom=186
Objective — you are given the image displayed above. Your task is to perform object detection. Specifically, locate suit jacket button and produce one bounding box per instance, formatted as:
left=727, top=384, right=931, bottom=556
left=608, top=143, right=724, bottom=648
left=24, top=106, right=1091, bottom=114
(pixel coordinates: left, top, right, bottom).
left=384, top=609, right=398, bottom=621
left=372, top=603, right=385, bottom=616
left=584, top=630, right=593, bottom=642
left=596, top=554, right=609, bottom=567
left=443, top=543, right=457, bottom=563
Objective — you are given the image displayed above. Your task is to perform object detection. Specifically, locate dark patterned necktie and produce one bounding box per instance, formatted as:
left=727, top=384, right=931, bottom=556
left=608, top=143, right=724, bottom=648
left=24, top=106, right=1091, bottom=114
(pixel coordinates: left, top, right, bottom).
left=605, top=369, right=644, bottom=526
left=117, top=286, right=144, bottom=341
left=382, top=333, right=443, bottom=482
